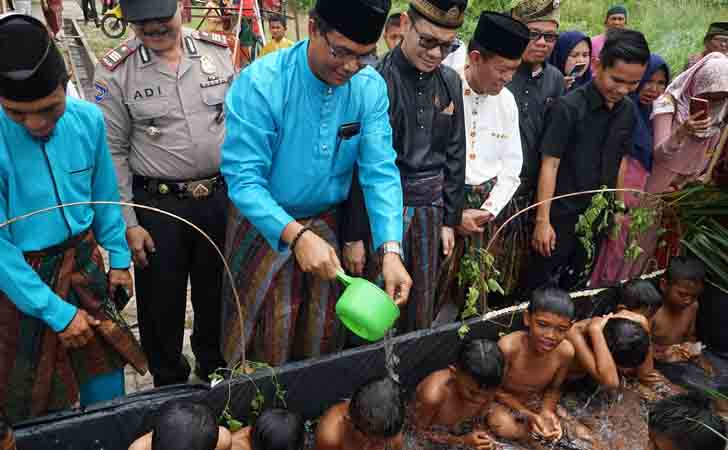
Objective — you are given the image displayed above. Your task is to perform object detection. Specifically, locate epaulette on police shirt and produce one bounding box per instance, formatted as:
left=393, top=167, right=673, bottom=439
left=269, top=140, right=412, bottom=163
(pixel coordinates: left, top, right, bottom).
left=100, top=41, right=139, bottom=71
left=191, top=30, right=229, bottom=48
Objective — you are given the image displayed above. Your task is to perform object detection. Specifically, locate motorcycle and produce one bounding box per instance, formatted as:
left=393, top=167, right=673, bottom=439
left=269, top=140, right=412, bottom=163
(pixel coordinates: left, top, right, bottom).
left=100, top=3, right=127, bottom=39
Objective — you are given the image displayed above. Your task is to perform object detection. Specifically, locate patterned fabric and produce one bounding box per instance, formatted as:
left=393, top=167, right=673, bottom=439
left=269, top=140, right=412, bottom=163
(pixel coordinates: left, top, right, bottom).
left=511, top=0, right=561, bottom=25
left=221, top=207, right=343, bottom=367
left=437, top=180, right=530, bottom=313
left=0, top=231, right=146, bottom=423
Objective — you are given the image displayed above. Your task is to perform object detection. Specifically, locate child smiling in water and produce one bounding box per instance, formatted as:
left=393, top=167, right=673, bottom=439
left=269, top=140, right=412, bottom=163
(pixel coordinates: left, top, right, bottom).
left=413, top=339, right=504, bottom=450
left=487, top=288, right=576, bottom=443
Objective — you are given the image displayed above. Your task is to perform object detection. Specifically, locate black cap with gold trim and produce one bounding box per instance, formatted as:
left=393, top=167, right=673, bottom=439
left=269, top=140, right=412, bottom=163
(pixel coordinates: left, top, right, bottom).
left=410, top=0, right=468, bottom=29
left=0, top=14, right=68, bottom=102
left=511, top=0, right=561, bottom=27
left=315, top=0, right=392, bottom=45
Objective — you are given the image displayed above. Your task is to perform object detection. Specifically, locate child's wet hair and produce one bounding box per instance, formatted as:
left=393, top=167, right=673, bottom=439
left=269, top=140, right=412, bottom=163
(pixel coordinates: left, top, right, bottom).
left=649, top=393, right=726, bottom=450
left=665, top=256, right=706, bottom=284
left=619, top=279, right=662, bottom=311
left=528, top=287, right=575, bottom=320
left=458, top=339, right=505, bottom=388
left=603, top=318, right=649, bottom=368
left=151, top=401, right=219, bottom=450
left=251, top=408, right=305, bottom=450
left=349, top=377, right=405, bottom=439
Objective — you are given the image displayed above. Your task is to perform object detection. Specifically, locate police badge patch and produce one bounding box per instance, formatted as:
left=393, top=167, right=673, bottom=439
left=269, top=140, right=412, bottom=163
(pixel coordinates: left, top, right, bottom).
left=94, top=80, right=110, bottom=103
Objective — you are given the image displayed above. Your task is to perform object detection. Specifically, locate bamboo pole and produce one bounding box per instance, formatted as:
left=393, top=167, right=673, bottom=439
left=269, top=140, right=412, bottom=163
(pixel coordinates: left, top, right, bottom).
left=700, top=125, right=728, bottom=184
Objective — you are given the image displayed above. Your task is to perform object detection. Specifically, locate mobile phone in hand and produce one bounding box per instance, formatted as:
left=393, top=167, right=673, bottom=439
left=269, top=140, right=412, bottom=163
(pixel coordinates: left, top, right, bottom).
left=690, top=97, right=710, bottom=119
left=569, top=63, right=587, bottom=77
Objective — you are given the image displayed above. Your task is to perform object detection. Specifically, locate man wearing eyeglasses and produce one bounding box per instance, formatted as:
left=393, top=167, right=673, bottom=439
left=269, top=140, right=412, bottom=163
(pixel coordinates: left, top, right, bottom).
left=342, top=0, right=467, bottom=333
left=220, top=0, right=411, bottom=366
left=508, top=0, right=565, bottom=206
left=685, top=22, right=728, bottom=71
left=94, top=0, right=233, bottom=387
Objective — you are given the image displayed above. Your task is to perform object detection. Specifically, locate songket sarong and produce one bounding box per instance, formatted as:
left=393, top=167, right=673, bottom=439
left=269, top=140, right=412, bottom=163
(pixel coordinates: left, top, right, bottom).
left=221, top=208, right=343, bottom=367
left=436, top=179, right=530, bottom=314
left=363, top=173, right=445, bottom=332
left=0, top=230, right=147, bottom=423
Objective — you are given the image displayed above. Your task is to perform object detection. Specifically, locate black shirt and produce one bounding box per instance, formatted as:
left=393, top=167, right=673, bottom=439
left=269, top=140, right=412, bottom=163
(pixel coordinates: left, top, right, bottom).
left=341, top=47, right=466, bottom=242
left=507, top=62, right=565, bottom=192
left=697, top=283, right=728, bottom=354
left=539, top=81, right=635, bottom=217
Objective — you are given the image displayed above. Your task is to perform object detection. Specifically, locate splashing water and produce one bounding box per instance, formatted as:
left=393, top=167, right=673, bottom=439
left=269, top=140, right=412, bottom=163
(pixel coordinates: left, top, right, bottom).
left=383, top=329, right=400, bottom=384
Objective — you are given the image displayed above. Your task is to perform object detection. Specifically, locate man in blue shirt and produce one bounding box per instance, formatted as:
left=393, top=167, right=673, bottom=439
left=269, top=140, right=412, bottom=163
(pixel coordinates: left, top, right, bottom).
left=221, top=0, right=411, bottom=365
left=0, top=14, right=146, bottom=421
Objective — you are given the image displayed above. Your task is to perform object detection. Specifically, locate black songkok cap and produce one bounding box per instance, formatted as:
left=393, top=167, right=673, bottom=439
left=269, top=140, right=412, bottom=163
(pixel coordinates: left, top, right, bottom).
left=606, top=5, right=627, bottom=18
left=120, top=0, right=178, bottom=23
left=315, top=0, right=392, bottom=45
left=410, top=0, right=467, bottom=29
left=0, top=14, right=67, bottom=102
left=473, top=11, right=530, bottom=60
left=707, top=22, right=728, bottom=38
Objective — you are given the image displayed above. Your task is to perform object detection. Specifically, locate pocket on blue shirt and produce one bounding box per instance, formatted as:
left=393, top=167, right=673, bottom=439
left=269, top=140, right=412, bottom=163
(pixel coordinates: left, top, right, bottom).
left=67, top=166, right=93, bottom=199
left=331, top=137, right=360, bottom=176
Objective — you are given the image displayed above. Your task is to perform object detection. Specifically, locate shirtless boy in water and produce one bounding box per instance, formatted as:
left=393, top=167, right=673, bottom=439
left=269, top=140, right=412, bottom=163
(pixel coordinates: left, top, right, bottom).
left=130, top=403, right=303, bottom=450
left=414, top=339, right=504, bottom=450
left=315, top=377, right=404, bottom=450
left=487, top=288, right=575, bottom=443
left=651, top=257, right=705, bottom=362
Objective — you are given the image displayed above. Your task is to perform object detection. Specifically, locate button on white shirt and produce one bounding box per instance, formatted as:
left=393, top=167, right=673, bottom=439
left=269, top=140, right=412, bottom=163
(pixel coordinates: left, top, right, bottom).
left=446, top=56, right=523, bottom=218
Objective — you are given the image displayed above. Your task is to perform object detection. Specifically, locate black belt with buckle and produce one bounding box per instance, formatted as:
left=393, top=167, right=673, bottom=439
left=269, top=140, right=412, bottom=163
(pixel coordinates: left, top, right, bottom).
left=133, top=174, right=225, bottom=199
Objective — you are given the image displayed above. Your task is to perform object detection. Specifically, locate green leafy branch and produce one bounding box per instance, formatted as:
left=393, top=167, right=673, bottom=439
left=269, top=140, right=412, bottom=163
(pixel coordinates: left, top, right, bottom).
left=457, top=247, right=504, bottom=339
left=576, top=187, right=658, bottom=276
left=210, top=361, right=288, bottom=432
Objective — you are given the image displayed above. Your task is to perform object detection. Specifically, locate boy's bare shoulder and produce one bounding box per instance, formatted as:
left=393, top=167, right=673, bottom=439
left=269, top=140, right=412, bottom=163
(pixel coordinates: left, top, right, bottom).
left=417, top=369, right=452, bottom=405
left=315, top=402, right=349, bottom=450
left=128, top=433, right=152, bottom=450
left=498, top=331, right=526, bottom=355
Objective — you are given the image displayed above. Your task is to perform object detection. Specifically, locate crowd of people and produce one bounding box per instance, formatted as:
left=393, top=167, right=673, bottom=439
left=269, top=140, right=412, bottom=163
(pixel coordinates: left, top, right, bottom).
left=1, top=0, right=728, bottom=448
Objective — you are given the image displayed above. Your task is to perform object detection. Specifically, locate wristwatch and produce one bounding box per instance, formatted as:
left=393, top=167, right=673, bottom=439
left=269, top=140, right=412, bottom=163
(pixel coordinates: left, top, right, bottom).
left=378, top=241, right=403, bottom=261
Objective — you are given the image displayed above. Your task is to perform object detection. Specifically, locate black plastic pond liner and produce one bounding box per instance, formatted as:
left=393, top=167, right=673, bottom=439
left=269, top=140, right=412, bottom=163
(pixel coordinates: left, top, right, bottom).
left=12, top=283, right=664, bottom=450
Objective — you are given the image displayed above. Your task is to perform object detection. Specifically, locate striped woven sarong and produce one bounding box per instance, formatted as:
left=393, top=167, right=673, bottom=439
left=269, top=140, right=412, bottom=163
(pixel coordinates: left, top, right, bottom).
left=0, top=230, right=147, bottom=423
left=436, top=179, right=530, bottom=314
left=221, top=207, right=343, bottom=367
left=365, top=173, right=445, bottom=332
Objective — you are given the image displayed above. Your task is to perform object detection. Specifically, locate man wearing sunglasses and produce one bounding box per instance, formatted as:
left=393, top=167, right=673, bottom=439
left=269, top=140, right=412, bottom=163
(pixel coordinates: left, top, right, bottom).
left=342, top=0, right=468, bottom=333
left=508, top=0, right=565, bottom=208
left=221, top=0, right=411, bottom=366
left=94, top=0, right=234, bottom=387
left=0, top=14, right=145, bottom=421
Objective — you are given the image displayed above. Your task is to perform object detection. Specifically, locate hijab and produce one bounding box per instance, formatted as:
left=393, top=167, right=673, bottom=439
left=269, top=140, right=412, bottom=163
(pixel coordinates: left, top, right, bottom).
left=629, top=54, right=670, bottom=171
left=653, top=52, right=728, bottom=138
left=549, top=31, right=592, bottom=91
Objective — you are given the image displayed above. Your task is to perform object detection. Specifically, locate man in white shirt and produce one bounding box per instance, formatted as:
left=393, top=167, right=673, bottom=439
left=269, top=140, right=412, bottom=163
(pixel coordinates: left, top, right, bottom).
left=440, top=11, right=530, bottom=306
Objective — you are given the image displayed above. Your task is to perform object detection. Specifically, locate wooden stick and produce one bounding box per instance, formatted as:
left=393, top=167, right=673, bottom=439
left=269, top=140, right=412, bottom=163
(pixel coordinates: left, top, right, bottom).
left=701, top=125, right=728, bottom=184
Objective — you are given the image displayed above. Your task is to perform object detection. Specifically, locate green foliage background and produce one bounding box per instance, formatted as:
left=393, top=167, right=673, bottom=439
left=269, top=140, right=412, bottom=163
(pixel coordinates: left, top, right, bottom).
left=293, top=0, right=728, bottom=74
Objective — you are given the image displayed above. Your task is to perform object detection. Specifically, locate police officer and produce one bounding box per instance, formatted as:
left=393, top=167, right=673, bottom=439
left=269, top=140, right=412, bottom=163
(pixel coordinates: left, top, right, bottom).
left=94, top=0, right=232, bottom=387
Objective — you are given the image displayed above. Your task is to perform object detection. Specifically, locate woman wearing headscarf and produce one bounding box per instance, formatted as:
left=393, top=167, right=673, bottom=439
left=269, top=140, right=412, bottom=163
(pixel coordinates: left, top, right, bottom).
left=646, top=52, right=728, bottom=193
left=549, top=31, right=592, bottom=92
left=590, top=54, right=670, bottom=286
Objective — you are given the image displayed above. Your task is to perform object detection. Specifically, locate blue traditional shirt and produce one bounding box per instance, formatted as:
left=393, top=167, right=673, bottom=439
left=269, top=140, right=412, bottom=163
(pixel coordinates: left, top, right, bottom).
left=0, top=97, right=131, bottom=332
left=222, top=40, right=403, bottom=252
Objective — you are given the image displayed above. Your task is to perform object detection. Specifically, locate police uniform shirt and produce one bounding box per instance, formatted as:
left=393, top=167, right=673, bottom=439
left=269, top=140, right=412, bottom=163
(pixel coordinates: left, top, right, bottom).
left=93, top=30, right=234, bottom=227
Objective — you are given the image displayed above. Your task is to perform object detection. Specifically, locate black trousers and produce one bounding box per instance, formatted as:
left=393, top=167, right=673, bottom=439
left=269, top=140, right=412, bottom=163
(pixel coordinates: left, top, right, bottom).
left=81, top=0, right=98, bottom=21
left=525, top=213, right=590, bottom=294
left=133, top=186, right=227, bottom=387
